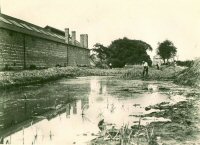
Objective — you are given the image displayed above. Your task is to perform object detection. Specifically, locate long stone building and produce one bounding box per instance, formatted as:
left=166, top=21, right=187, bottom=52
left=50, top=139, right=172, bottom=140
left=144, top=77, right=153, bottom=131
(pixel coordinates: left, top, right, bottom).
left=0, top=13, right=90, bottom=70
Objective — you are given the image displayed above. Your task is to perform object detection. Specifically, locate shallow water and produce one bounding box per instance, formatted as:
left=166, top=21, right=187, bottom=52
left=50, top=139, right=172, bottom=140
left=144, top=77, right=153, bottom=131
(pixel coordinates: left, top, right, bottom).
left=0, top=76, right=189, bottom=144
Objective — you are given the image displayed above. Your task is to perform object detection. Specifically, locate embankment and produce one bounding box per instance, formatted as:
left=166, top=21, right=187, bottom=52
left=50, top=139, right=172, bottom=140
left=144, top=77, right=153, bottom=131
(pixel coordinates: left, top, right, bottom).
left=0, top=67, right=126, bottom=89
left=120, top=65, right=184, bottom=80
left=175, top=58, right=200, bottom=87
left=0, top=65, right=185, bottom=89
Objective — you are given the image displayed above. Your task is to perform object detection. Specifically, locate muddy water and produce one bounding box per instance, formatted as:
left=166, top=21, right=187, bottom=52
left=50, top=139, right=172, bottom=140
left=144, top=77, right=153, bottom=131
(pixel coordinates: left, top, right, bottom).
left=0, top=76, right=191, bottom=144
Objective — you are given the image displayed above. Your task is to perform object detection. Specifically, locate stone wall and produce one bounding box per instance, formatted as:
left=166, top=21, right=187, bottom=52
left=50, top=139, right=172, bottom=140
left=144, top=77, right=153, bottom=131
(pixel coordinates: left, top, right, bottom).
left=0, top=28, right=24, bottom=70
left=0, top=28, right=90, bottom=70
left=25, top=35, right=68, bottom=68
left=68, top=46, right=90, bottom=66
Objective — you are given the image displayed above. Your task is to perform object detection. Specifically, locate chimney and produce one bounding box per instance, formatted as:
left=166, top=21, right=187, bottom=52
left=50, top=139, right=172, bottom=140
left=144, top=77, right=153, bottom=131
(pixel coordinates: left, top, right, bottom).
left=71, top=31, right=76, bottom=45
left=65, top=28, right=69, bottom=44
left=84, top=34, right=88, bottom=48
left=80, top=34, right=88, bottom=48
left=80, top=34, right=85, bottom=47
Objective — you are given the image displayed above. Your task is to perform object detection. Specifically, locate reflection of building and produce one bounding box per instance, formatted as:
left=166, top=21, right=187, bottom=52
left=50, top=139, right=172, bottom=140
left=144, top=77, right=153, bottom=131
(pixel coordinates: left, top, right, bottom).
left=66, top=99, right=88, bottom=117
left=76, top=100, right=82, bottom=115
left=72, top=102, right=77, bottom=114
left=88, top=77, right=108, bottom=107
left=66, top=104, right=71, bottom=117
left=81, top=97, right=89, bottom=111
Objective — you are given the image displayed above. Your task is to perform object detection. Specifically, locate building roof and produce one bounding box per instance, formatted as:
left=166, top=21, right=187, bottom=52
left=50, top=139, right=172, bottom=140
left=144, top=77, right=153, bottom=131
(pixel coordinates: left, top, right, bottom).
left=44, top=25, right=82, bottom=47
left=0, top=13, right=83, bottom=48
left=44, top=25, right=65, bottom=36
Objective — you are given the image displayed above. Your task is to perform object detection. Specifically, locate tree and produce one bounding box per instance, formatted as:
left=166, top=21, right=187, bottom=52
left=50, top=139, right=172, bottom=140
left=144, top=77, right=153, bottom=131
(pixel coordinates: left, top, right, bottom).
left=91, top=38, right=153, bottom=68
left=107, top=37, right=152, bottom=67
left=157, top=40, right=177, bottom=64
left=91, top=43, right=109, bottom=68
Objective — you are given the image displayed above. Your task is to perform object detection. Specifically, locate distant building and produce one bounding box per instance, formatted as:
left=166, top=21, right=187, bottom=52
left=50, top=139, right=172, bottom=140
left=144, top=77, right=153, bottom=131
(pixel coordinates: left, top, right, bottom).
left=0, top=13, right=90, bottom=70
left=152, top=55, right=163, bottom=65
left=153, top=54, right=178, bottom=65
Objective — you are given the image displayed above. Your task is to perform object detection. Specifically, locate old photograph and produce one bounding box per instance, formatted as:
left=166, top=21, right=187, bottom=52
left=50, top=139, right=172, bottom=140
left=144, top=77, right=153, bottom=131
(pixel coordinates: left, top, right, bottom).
left=0, top=0, right=200, bottom=144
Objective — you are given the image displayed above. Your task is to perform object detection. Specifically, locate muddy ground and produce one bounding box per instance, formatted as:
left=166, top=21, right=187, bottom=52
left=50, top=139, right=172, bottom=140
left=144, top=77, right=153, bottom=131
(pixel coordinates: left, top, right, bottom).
left=90, top=87, right=200, bottom=145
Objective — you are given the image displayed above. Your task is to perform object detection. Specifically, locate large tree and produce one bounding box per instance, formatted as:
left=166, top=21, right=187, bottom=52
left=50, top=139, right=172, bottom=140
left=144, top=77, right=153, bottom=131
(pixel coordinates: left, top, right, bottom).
left=91, top=37, right=152, bottom=68
left=107, top=38, right=152, bottom=67
left=157, top=40, right=177, bottom=64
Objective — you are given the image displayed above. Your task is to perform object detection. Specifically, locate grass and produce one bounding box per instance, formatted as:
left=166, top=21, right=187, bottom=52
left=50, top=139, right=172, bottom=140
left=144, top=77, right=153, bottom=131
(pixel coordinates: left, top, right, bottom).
left=0, top=67, right=77, bottom=88
left=91, top=120, right=158, bottom=145
left=0, top=65, right=185, bottom=89
left=174, top=58, right=200, bottom=87
left=119, top=65, right=184, bottom=80
left=0, top=67, right=127, bottom=89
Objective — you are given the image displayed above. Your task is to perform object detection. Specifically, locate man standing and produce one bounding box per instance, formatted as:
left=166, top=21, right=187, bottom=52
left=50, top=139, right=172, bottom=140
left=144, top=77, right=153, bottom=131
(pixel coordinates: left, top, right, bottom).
left=142, top=61, right=148, bottom=77
left=156, top=62, right=160, bottom=70
left=109, top=63, right=112, bottom=69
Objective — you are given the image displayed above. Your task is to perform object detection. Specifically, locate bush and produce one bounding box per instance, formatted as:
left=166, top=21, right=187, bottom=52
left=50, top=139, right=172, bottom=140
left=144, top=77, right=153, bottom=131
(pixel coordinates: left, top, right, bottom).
left=3, top=64, right=14, bottom=71
left=176, top=60, right=193, bottom=67
left=29, top=64, right=37, bottom=70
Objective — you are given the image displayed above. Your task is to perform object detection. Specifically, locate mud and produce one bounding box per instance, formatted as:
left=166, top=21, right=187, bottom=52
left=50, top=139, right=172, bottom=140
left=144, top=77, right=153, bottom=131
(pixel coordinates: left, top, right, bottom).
left=91, top=86, right=200, bottom=145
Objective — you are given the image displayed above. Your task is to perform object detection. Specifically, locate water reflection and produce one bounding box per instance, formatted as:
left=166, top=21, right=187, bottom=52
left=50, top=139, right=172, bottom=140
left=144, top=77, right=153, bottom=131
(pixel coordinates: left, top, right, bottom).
left=1, top=76, right=186, bottom=145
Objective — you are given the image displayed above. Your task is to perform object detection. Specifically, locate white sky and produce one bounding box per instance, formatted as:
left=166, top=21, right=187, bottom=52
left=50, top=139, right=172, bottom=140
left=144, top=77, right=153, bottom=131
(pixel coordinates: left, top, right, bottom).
left=1, top=0, right=200, bottom=60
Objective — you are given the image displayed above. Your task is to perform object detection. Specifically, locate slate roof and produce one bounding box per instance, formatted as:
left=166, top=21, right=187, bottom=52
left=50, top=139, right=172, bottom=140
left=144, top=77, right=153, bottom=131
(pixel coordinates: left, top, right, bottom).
left=0, top=13, right=82, bottom=47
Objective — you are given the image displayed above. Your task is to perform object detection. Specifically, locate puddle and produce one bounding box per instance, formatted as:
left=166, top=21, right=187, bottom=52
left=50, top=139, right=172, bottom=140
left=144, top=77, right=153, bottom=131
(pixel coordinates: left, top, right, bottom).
left=0, top=76, right=195, bottom=144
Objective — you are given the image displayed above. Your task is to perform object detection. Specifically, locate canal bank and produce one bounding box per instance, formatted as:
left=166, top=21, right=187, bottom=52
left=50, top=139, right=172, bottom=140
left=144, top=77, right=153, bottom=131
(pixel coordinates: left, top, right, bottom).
left=0, top=67, right=129, bottom=89
left=175, top=58, right=200, bottom=87
left=0, top=65, right=184, bottom=89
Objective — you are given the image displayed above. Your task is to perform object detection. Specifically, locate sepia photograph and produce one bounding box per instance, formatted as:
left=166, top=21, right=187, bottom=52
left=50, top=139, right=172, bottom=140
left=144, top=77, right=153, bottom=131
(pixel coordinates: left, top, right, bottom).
left=0, top=0, right=200, bottom=144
